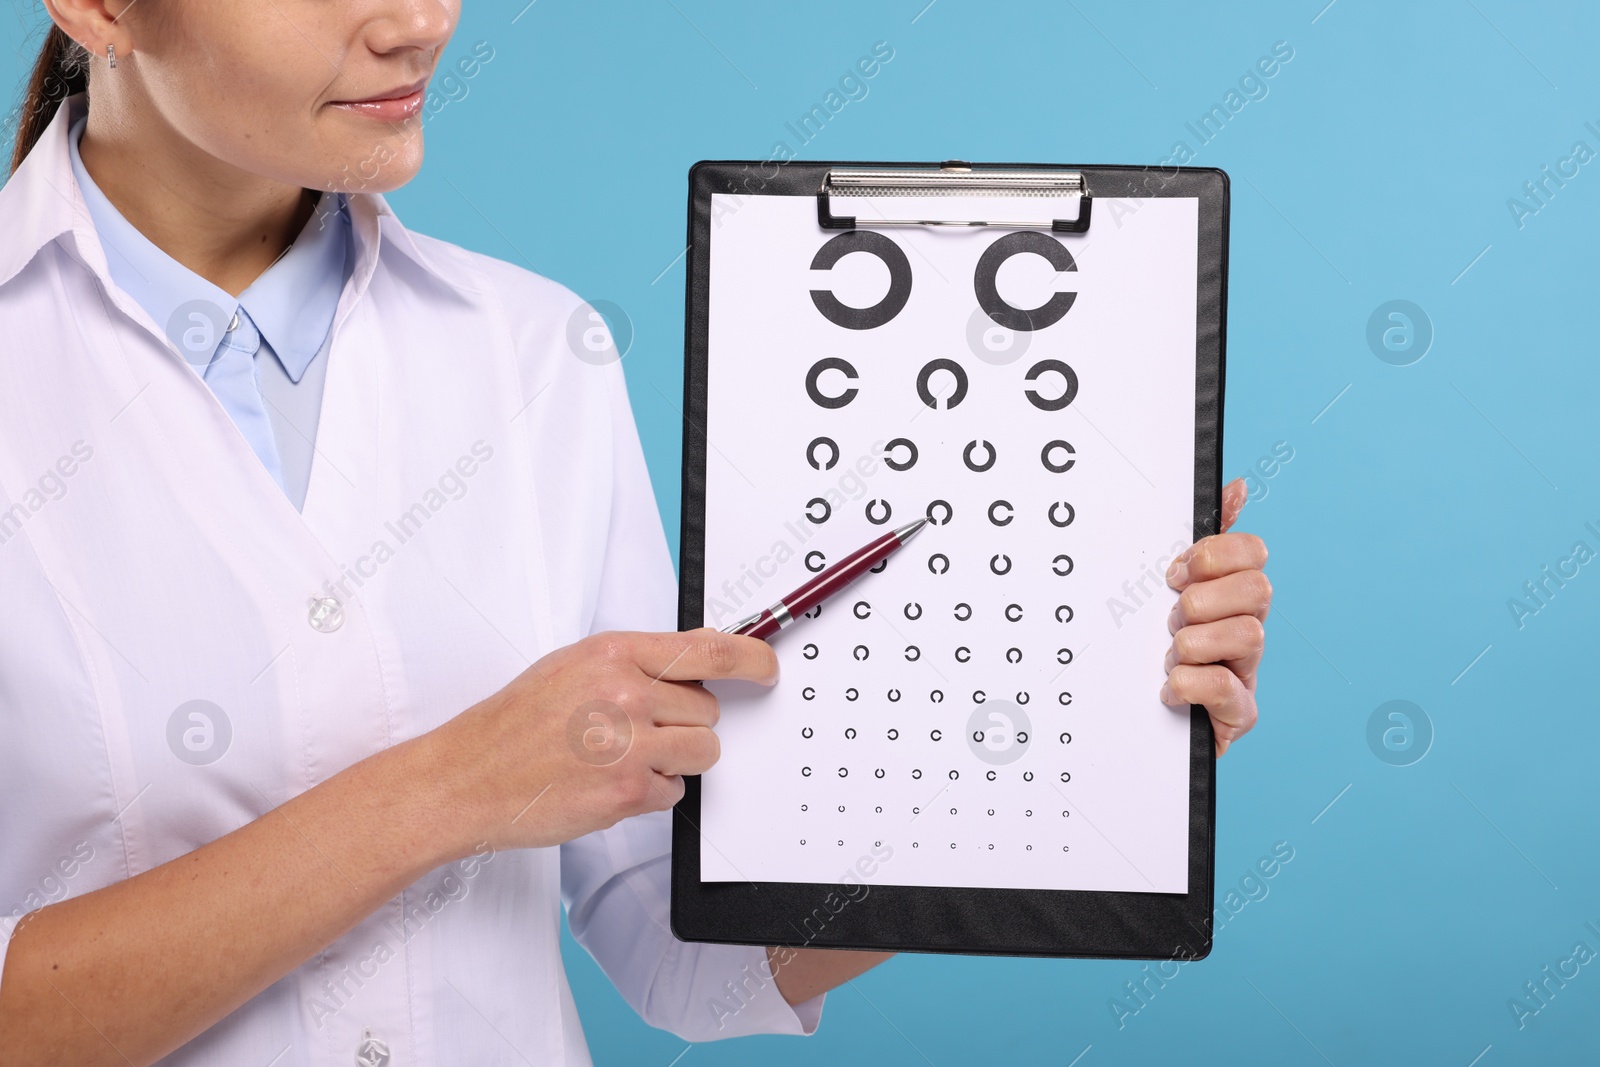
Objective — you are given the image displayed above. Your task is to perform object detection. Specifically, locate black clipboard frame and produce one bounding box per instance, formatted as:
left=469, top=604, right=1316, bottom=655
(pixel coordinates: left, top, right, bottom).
left=672, top=160, right=1228, bottom=960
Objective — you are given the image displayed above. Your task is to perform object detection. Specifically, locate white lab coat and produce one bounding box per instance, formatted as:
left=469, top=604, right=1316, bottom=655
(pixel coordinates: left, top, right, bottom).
left=0, top=92, right=818, bottom=1065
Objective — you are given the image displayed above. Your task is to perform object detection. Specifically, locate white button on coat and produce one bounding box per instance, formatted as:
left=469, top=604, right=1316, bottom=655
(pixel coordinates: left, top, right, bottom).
left=355, top=1031, right=390, bottom=1066
left=308, top=595, right=344, bottom=632
left=0, top=92, right=821, bottom=1065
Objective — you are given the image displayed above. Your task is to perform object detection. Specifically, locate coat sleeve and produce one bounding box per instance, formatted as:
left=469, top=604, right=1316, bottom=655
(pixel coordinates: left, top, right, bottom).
left=557, top=343, right=825, bottom=1041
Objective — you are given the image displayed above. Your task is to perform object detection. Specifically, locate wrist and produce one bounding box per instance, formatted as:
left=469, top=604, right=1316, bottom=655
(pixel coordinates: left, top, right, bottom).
left=374, top=720, right=486, bottom=868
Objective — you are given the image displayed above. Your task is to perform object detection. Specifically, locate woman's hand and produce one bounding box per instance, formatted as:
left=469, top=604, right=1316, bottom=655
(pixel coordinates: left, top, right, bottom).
left=1160, top=478, right=1272, bottom=757
left=428, top=628, right=778, bottom=853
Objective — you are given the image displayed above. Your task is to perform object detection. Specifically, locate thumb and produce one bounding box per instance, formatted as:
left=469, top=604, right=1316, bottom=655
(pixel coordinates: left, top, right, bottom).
left=1220, top=477, right=1248, bottom=533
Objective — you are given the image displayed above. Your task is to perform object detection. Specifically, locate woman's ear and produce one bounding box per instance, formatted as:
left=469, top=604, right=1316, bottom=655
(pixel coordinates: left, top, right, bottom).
left=41, top=0, right=135, bottom=60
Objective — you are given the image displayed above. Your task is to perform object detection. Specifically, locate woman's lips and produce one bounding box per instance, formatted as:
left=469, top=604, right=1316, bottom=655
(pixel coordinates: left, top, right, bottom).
left=331, top=82, right=427, bottom=122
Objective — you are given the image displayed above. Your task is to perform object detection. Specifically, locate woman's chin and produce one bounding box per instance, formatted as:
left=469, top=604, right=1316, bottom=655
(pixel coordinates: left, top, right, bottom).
left=319, top=140, right=425, bottom=196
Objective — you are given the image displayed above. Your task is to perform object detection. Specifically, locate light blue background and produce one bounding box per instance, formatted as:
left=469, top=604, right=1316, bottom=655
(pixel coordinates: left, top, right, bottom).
left=6, top=1, right=1598, bottom=1063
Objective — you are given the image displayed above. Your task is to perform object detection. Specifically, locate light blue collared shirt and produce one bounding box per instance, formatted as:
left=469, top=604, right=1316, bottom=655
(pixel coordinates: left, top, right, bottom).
left=67, top=114, right=352, bottom=511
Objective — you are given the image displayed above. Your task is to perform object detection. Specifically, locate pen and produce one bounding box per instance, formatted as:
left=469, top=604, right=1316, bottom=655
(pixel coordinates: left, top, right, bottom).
left=718, top=518, right=930, bottom=641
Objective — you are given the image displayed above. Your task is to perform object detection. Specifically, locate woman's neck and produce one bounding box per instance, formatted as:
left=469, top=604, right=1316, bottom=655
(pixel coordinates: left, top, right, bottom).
left=76, top=95, right=319, bottom=298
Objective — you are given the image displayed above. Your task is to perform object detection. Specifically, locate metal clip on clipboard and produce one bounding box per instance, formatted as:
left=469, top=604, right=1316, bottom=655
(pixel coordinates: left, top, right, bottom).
left=817, top=161, right=1093, bottom=234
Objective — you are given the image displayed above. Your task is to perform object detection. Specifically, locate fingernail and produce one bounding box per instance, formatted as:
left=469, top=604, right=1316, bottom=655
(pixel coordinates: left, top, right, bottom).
left=1165, top=557, right=1188, bottom=587
left=1166, top=602, right=1181, bottom=632
left=1162, top=644, right=1178, bottom=672
left=1159, top=683, right=1177, bottom=705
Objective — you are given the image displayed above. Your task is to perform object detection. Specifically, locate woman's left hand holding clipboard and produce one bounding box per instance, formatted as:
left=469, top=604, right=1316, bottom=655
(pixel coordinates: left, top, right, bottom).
left=1159, top=478, right=1273, bottom=757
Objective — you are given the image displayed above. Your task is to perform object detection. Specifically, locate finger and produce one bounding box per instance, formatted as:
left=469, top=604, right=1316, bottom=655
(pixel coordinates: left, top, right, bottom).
left=646, top=678, right=721, bottom=728
left=644, top=771, right=686, bottom=812
left=1166, top=532, right=1267, bottom=589
left=628, top=628, right=779, bottom=686
left=1159, top=663, right=1258, bottom=755
left=644, top=724, right=722, bottom=778
left=1220, top=478, right=1248, bottom=533
left=1165, top=617, right=1265, bottom=686
left=1168, top=570, right=1273, bottom=632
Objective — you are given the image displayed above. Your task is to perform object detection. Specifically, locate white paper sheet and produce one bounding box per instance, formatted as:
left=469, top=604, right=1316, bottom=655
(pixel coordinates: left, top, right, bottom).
left=698, top=193, right=1200, bottom=893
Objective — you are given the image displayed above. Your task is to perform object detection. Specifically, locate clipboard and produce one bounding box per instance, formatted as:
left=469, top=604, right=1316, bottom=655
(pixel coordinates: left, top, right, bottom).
left=672, top=160, right=1227, bottom=960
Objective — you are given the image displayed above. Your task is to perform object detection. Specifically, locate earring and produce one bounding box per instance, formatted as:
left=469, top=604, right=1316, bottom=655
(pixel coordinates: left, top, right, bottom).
left=107, top=43, right=117, bottom=69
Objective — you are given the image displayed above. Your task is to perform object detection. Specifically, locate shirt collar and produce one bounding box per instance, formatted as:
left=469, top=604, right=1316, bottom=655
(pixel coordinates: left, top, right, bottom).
left=244, top=191, right=351, bottom=380
left=0, top=92, right=471, bottom=339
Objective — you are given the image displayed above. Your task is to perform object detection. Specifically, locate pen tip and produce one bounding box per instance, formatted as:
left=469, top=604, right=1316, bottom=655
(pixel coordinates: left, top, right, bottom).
left=897, top=517, right=930, bottom=543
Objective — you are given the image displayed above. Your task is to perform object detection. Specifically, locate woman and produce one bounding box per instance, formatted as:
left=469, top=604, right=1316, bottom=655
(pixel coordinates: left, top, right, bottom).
left=0, top=2, right=1272, bottom=1064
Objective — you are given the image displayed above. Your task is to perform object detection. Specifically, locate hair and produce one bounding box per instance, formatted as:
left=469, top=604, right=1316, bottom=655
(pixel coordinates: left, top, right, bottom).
left=8, top=25, right=91, bottom=178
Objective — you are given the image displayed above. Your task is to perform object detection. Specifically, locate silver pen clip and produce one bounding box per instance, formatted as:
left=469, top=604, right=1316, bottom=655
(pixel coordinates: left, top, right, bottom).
left=719, top=610, right=764, bottom=635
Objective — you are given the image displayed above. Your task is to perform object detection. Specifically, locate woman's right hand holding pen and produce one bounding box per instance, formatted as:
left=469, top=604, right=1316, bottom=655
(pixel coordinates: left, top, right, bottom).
left=426, top=628, right=779, bottom=854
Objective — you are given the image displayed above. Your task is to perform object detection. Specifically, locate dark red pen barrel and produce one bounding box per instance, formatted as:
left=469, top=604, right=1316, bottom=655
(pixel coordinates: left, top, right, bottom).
left=780, top=529, right=904, bottom=620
